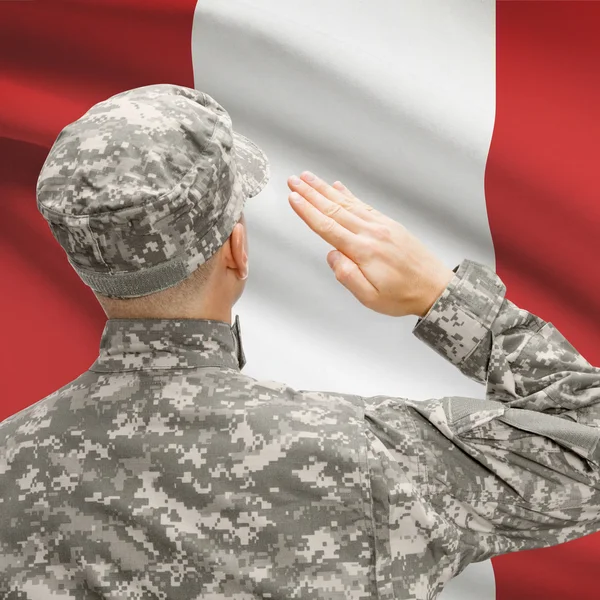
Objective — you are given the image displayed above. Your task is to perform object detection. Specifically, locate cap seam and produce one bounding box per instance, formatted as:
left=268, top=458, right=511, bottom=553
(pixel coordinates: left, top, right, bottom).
left=85, top=213, right=110, bottom=273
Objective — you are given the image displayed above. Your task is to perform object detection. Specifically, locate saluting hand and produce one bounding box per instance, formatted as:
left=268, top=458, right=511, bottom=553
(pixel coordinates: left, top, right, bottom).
left=287, top=172, right=454, bottom=318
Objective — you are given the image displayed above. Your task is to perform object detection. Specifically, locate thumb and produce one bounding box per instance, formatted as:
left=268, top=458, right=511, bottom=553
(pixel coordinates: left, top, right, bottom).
left=326, top=250, right=377, bottom=307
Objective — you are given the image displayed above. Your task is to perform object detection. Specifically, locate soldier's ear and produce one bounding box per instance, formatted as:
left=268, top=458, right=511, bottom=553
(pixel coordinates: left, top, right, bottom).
left=226, top=221, right=248, bottom=280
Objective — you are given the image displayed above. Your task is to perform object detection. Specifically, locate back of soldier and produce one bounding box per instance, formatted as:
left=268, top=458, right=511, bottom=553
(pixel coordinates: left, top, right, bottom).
left=0, top=360, right=375, bottom=599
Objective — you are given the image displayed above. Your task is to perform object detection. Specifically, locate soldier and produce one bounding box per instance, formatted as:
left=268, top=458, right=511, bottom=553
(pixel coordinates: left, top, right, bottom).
left=1, top=83, right=599, bottom=600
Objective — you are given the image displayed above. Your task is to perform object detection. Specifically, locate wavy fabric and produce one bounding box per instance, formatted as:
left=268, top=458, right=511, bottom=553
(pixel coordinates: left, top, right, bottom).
left=1, top=1, right=600, bottom=599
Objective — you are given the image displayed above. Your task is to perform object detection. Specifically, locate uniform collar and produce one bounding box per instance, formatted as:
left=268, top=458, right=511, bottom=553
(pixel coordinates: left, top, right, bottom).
left=90, top=315, right=246, bottom=373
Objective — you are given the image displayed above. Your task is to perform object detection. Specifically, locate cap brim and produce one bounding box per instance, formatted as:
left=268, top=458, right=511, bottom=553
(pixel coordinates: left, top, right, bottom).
left=233, top=131, right=270, bottom=198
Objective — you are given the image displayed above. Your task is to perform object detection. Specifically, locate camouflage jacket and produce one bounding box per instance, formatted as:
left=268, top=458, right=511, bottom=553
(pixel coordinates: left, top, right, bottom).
left=2, top=259, right=600, bottom=600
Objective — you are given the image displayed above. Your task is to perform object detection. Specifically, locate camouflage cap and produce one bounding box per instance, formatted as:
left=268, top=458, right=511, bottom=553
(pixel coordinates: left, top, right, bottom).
left=36, top=84, right=270, bottom=298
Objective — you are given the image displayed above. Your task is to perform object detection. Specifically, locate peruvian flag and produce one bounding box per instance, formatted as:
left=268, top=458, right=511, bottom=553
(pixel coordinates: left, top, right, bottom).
left=1, top=2, right=599, bottom=599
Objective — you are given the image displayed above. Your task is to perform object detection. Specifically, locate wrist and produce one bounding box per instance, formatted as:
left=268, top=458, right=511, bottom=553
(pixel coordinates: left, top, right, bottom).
left=416, top=268, right=455, bottom=318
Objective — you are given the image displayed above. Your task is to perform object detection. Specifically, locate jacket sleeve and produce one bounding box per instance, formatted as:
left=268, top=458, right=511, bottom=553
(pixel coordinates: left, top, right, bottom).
left=363, top=259, right=600, bottom=569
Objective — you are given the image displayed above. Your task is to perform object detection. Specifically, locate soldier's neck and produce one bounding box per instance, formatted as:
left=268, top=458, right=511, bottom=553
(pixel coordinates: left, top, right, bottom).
left=100, top=297, right=233, bottom=325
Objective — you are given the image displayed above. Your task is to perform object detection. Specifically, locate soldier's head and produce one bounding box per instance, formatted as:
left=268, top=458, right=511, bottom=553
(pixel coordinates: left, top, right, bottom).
left=36, top=84, right=269, bottom=321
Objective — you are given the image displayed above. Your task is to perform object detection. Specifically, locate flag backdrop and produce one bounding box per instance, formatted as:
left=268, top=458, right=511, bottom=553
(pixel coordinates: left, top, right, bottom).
left=1, top=1, right=600, bottom=598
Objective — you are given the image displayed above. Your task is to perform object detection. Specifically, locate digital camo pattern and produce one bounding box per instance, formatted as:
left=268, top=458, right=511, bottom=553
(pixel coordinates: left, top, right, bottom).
left=232, top=132, right=270, bottom=200
left=36, top=84, right=269, bottom=299
left=2, top=258, right=600, bottom=599
left=0, top=320, right=373, bottom=599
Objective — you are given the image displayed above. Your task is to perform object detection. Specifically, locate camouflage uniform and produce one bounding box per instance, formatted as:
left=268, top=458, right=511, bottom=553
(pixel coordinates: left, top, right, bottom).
left=2, top=85, right=600, bottom=600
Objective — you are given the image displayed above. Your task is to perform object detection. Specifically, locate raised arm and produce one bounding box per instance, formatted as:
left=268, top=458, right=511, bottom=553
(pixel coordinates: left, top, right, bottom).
left=288, top=172, right=600, bottom=577
left=399, top=257, right=600, bottom=557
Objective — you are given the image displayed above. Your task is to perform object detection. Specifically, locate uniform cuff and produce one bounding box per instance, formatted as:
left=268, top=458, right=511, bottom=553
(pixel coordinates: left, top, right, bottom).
left=412, top=259, right=506, bottom=370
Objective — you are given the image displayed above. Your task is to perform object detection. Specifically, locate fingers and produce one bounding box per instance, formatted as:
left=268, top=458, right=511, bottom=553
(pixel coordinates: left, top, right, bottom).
left=326, top=250, right=378, bottom=307
left=288, top=190, right=358, bottom=259
left=287, top=171, right=387, bottom=266
left=299, top=172, right=379, bottom=221
left=333, top=180, right=381, bottom=216
left=287, top=175, right=366, bottom=235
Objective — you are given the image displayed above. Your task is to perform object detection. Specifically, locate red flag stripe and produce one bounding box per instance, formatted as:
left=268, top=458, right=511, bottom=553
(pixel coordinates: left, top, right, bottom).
left=488, top=2, right=600, bottom=599
left=0, top=0, right=198, bottom=419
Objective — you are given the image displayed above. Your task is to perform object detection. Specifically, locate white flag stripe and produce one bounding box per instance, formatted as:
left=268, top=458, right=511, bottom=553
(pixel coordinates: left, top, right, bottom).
left=192, top=2, right=496, bottom=598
